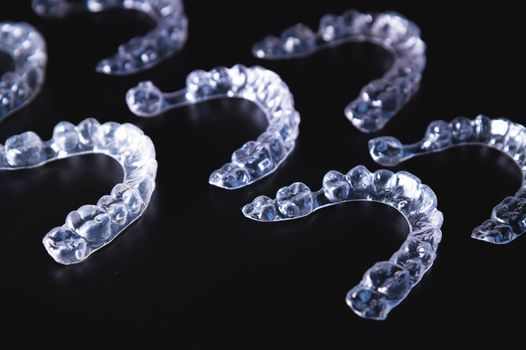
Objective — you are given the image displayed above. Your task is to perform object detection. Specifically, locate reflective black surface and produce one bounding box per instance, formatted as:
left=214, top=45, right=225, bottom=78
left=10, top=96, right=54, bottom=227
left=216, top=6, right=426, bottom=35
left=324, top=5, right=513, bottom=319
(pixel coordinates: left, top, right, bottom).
left=2, top=1, right=525, bottom=348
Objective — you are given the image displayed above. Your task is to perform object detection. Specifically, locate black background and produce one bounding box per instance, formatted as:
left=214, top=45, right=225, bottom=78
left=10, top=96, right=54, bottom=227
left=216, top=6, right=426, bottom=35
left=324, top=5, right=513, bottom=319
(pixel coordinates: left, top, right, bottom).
left=2, top=1, right=525, bottom=348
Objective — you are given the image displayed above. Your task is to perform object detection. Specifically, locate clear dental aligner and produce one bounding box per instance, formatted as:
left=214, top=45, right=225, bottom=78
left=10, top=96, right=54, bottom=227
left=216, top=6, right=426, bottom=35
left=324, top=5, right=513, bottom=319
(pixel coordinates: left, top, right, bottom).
left=32, top=0, right=187, bottom=75
left=0, top=22, right=47, bottom=120
left=252, top=10, right=426, bottom=133
left=0, top=118, right=157, bottom=264
left=126, top=64, right=300, bottom=189
left=242, top=166, right=442, bottom=320
left=369, top=115, right=526, bottom=245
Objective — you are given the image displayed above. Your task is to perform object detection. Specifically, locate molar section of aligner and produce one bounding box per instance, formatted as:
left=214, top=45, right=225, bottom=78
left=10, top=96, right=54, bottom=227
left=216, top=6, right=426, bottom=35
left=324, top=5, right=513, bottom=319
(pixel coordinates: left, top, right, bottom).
left=252, top=23, right=318, bottom=59
left=472, top=218, right=516, bottom=244
left=317, top=14, right=348, bottom=42
left=88, top=183, right=145, bottom=240
left=480, top=195, right=526, bottom=243
left=275, top=182, right=314, bottom=219
left=111, top=183, right=146, bottom=219
left=208, top=65, right=248, bottom=95
left=42, top=226, right=89, bottom=265
left=368, top=136, right=406, bottom=167
left=209, top=163, right=252, bottom=189
left=450, top=116, right=475, bottom=143
left=345, top=78, right=407, bottom=133
left=347, top=261, right=411, bottom=320
left=97, top=176, right=150, bottom=231
left=97, top=195, right=128, bottom=226
left=257, top=132, right=287, bottom=164
left=231, top=141, right=275, bottom=179
left=65, top=205, right=112, bottom=250
left=242, top=195, right=278, bottom=222
left=322, top=170, right=351, bottom=203
left=126, top=81, right=165, bottom=117
left=185, top=65, right=249, bottom=102
left=390, top=237, right=436, bottom=284
left=420, top=120, right=454, bottom=151
left=277, top=24, right=317, bottom=56
left=4, top=131, right=44, bottom=168
left=52, top=121, right=80, bottom=156
left=472, top=188, right=525, bottom=244
left=346, top=285, right=390, bottom=320
left=185, top=69, right=218, bottom=102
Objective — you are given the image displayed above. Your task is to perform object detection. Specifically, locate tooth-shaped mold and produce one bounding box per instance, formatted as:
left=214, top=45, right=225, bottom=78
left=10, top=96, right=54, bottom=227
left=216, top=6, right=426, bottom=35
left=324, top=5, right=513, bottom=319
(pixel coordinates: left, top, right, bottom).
left=0, top=118, right=157, bottom=264
left=242, top=166, right=442, bottom=320
left=369, top=115, right=526, bottom=245
left=252, top=11, right=426, bottom=133
left=126, top=65, right=300, bottom=189
left=0, top=22, right=47, bottom=120
left=32, top=0, right=187, bottom=75
left=276, top=182, right=313, bottom=218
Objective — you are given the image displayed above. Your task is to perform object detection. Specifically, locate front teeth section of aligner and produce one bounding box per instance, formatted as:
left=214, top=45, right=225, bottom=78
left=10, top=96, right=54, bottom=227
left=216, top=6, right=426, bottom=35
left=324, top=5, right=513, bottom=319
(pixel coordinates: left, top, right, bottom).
left=252, top=11, right=425, bottom=133
left=0, top=118, right=157, bottom=264
left=127, top=65, right=300, bottom=190
left=242, top=166, right=442, bottom=320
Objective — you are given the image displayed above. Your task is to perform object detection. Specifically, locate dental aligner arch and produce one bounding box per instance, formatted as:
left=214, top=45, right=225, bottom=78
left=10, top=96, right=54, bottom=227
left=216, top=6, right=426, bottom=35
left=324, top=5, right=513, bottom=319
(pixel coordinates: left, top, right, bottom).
left=126, top=64, right=300, bottom=189
left=242, top=166, right=442, bottom=320
left=369, top=115, right=526, bottom=244
left=0, top=22, right=47, bottom=120
left=32, top=0, right=187, bottom=75
left=1, top=119, right=157, bottom=264
left=252, top=10, right=426, bottom=133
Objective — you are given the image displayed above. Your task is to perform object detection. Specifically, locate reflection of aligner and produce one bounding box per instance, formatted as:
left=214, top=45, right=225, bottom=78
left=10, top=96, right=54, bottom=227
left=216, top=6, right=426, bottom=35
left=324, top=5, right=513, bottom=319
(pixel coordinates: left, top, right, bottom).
left=32, top=0, right=188, bottom=75
left=126, top=65, right=300, bottom=190
left=0, top=119, right=157, bottom=265
left=0, top=22, right=47, bottom=120
left=252, top=10, right=426, bottom=133
left=369, top=115, right=526, bottom=244
left=242, top=165, right=443, bottom=320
